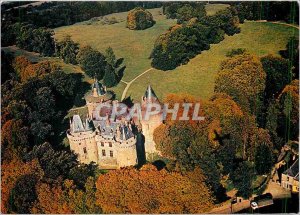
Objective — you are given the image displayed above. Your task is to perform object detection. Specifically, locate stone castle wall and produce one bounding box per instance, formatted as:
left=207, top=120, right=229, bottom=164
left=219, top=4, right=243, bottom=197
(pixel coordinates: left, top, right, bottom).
left=67, top=130, right=98, bottom=164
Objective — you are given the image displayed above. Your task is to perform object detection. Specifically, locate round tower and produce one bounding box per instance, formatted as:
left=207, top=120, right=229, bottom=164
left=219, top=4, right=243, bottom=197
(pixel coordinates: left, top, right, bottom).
left=140, top=85, right=162, bottom=158
left=67, top=115, right=98, bottom=164
left=85, top=78, right=114, bottom=120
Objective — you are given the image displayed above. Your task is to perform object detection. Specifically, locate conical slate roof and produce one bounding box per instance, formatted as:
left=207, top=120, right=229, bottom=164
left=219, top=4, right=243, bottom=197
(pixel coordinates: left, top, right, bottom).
left=119, top=124, right=134, bottom=141
left=92, top=79, right=106, bottom=96
left=71, top=115, right=95, bottom=133
left=71, top=115, right=85, bottom=133
left=144, top=85, right=158, bottom=102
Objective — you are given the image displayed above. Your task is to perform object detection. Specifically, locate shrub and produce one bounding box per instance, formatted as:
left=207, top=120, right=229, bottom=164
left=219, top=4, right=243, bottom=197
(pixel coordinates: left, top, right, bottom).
left=126, top=7, right=155, bottom=30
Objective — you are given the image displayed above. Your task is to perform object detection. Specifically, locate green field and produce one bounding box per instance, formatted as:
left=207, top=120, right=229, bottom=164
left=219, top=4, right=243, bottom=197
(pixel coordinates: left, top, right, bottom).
left=54, top=8, right=176, bottom=82
left=6, top=5, right=298, bottom=103
left=54, top=6, right=298, bottom=103
left=127, top=21, right=298, bottom=102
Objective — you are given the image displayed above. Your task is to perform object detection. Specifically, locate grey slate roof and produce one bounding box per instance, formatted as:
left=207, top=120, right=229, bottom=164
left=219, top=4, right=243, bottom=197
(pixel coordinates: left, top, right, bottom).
left=283, top=159, right=299, bottom=177
left=92, top=79, right=106, bottom=96
left=72, top=115, right=86, bottom=133
left=71, top=115, right=95, bottom=133
left=144, top=85, right=158, bottom=102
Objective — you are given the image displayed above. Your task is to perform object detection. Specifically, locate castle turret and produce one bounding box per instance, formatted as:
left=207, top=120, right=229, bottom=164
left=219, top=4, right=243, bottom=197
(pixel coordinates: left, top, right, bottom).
left=140, top=85, right=162, bottom=159
left=67, top=115, right=98, bottom=164
left=85, top=78, right=114, bottom=119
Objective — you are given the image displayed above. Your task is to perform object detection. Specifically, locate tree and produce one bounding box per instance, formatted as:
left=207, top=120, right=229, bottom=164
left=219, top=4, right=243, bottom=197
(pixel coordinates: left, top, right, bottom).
left=77, top=46, right=106, bottom=80
left=105, top=47, right=116, bottom=67
left=280, top=37, right=299, bottom=79
left=266, top=100, right=284, bottom=150
left=1, top=158, right=43, bottom=213
left=31, top=27, right=55, bottom=56
left=261, top=55, right=291, bottom=99
left=126, top=7, right=155, bottom=30
left=14, top=23, right=55, bottom=56
left=31, top=178, right=102, bottom=214
left=9, top=174, right=38, bottom=213
left=12, top=56, right=31, bottom=77
left=103, top=64, right=117, bottom=87
left=23, top=142, right=78, bottom=180
left=1, top=51, right=14, bottom=83
left=95, top=164, right=214, bottom=213
left=277, top=80, right=299, bottom=141
left=68, top=163, right=98, bottom=189
left=56, top=35, right=79, bottom=64
left=21, top=60, right=61, bottom=82
left=151, top=24, right=210, bottom=70
left=105, top=46, right=125, bottom=82
left=232, top=161, right=254, bottom=199
left=176, top=3, right=206, bottom=24
left=163, top=2, right=206, bottom=23
left=215, top=54, right=266, bottom=116
left=255, top=143, right=273, bottom=175
left=214, top=7, right=240, bottom=36
left=1, top=119, right=29, bottom=160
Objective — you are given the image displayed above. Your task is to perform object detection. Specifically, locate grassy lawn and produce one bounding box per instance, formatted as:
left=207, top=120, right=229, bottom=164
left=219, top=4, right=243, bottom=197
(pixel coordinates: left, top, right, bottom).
left=5, top=5, right=298, bottom=104
left=54, top=8, right=177, bottom=83
left=127, top=21, right=299, bottom=102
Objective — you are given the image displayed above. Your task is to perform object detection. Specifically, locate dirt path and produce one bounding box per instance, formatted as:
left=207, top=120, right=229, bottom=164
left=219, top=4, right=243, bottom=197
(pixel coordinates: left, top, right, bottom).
left=121, top=68, right=153, bottom=100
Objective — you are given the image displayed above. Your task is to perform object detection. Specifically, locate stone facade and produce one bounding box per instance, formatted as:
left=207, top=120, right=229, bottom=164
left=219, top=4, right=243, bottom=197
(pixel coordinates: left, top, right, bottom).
left=67, top=80, right=162, bottom=169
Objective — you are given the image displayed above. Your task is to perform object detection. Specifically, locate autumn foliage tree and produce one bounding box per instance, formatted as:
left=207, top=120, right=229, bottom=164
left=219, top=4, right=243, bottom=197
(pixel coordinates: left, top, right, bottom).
left=277, top=79, right=299, bottom=141
left=21, top=60, right=61, bottom=82
left=1, top=158, right=43, bottom=213
left=32, top=178, right=101, bottom=214
left=215, top=53, right=266, bottom=116
left=95, top=164, right=214, bottom=213
left=126, top=7, right=155, bottom=30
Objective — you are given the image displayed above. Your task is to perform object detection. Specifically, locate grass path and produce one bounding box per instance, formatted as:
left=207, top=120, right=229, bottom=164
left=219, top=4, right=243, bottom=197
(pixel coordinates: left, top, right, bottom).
left=121, top=68, right=153, bottom=100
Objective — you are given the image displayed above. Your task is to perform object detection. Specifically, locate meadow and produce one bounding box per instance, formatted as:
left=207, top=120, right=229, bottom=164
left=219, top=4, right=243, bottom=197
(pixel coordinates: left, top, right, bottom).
left=127, top=21, right=299, bottom=101
left=54, top=5, right=298, bottom=102
left=4, top=5, right=298, bottom=102
left=54, top=8, right=176, bottom=82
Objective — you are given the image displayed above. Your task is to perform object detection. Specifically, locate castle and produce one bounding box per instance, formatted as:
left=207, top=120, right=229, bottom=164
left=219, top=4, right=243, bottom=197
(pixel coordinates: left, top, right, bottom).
left=67, top=79, right=162, bottom=169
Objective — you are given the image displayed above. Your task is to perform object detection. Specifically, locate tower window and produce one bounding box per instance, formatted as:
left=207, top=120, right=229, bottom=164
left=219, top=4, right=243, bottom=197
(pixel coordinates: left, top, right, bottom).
left=102, top=150, right=106, bottom=156
left=83, top=147, right=87, bottom=154
left=109, top=142, right=112, bottom=147
left=101, top=142, right=104, bottom=147
left=110, top=151, right=113, bottom=157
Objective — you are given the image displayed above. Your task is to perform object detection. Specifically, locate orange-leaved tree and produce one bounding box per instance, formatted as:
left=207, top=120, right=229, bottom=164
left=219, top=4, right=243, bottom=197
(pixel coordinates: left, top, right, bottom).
left=95, top=164, right=214, bottom=213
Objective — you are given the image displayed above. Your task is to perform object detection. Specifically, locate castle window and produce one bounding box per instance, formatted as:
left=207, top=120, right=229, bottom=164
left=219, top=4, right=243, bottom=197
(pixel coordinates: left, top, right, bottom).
left=109, top=143, right=112, bottom=147
left=102, top=150, right=106, bottom=156
left=110, top=151, right=113, bottom=157
left=83, top=147, right=87, bottom=154
left=101, top=142, right=104, bottom=147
